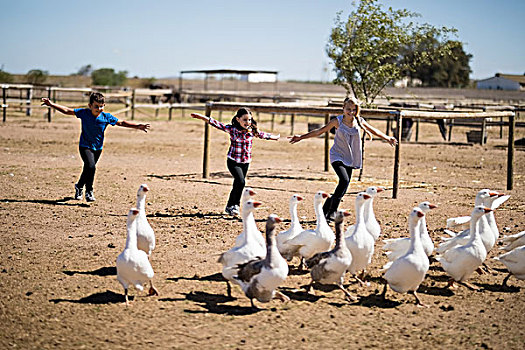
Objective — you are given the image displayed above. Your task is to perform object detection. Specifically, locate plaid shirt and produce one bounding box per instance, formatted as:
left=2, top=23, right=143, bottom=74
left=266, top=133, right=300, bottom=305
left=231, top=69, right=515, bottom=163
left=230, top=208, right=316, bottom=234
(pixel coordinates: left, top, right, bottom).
left=209, top=117, right=272, bottom=163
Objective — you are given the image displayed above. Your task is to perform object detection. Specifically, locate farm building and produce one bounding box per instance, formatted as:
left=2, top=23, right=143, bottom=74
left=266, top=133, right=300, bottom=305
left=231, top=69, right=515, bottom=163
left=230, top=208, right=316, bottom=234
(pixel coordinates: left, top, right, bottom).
left=476, top=73, right=525, bottom=91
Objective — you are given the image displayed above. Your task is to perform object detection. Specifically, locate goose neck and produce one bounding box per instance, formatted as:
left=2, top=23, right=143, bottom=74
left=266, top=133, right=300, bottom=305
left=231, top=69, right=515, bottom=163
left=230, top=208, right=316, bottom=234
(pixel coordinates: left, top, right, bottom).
left=124, top=217, right=138, bottom=250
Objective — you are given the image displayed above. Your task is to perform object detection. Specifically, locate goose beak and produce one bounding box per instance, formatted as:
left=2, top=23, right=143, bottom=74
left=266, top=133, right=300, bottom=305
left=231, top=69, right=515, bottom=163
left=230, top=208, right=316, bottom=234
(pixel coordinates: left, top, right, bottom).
left=429, top=204, right=437, bottom=209
left=363, top=194, right=371, bottom=200
left=343, top=210, right=351, bottom=217
left=417, top=211, right=425, bottom=218
left=249, top=189, right=257, bottom=196
left=296, top=196, right=303, bottom=201
left=252, top=201, right=263, bottom=208
left=321, top=192, right=329, bottom=199
left=483, top=207, right=493, bottom=213
left=377, top=187, right=385, bottom=193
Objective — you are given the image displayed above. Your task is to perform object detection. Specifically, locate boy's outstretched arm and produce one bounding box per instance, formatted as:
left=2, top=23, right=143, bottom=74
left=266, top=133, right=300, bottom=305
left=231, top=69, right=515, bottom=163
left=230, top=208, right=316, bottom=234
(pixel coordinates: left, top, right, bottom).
left=41, top=98, right=76, bottom=115
left=115, top=120, right=150, bottom=133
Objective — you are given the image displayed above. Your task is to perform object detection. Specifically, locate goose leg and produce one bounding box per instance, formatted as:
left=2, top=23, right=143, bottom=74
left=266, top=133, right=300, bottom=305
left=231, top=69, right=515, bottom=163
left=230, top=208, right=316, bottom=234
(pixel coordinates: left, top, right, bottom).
left=226, top=280, right=232, bottom=298
left=337, top=283, right=357, bottom=302
left=306, top=280, right=316, bottom=295
left=381, top=282, right=388, bottom=299
left=502, top=273, right=511, bottom=287
left=124, top=289, right=131, bottom=307
left=475, top=267, right=486, bottom=275
left=445, top=279, right=456, bottom=289
left=410, top=291, right=429, bottom=308
left=482, top=262, right=496, bottom=274
left=148, top=281, right=159, bottom=296
left=355, top=274, right=367, bottom=286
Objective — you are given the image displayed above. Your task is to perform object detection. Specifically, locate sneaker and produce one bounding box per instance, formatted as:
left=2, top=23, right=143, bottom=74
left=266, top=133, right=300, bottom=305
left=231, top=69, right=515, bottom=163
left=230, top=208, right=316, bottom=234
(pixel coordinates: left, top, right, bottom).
left=85, top=190, right=96, bottom=202
left=74, top=184, right=83, bottom=200
left=225, top=205, right=240, bottom=216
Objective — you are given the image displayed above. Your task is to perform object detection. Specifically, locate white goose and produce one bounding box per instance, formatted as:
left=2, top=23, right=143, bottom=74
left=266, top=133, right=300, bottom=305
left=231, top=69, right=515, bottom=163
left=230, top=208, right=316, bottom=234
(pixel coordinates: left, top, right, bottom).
left=287, top=191, right=335, bottom=266
left=218, top=200, right=266, bottom=297
left=234, top=214, right=289, bottom=308
left=382, top=201, right=437, bottom=262
left=500, top=231, right=525, bottom=252
left=382, top=207, right=429, bottom=307
left=345, top=192, right=374, bottom=283
left=116, top=208, right=158, bottom=306
left=437, top=190, right=499, bottom=254
left=276, top=194, right=304, bottom=261
left=345, top=186, right=384, bottom=239
left=234, top=188, right=264, bottom=248
left=136, top=184, right=155, bottom=258
left=486, top=193, right=510, bottom=243
left=436, top=206, right=492, bottom=290
left=493, top=246, right=525, bottom=287
left=305, top=210, right=357, bottom=301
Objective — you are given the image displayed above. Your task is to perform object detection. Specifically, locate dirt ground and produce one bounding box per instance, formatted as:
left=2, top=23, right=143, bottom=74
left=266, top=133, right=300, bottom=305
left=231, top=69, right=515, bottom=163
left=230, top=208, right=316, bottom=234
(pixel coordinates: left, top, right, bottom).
left=1, top=107, right=524, bottom=349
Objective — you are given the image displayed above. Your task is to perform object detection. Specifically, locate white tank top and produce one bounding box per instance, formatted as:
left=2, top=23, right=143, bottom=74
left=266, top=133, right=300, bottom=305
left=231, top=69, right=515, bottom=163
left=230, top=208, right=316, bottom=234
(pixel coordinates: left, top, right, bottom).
left=329, top=115, right=362, bottom=168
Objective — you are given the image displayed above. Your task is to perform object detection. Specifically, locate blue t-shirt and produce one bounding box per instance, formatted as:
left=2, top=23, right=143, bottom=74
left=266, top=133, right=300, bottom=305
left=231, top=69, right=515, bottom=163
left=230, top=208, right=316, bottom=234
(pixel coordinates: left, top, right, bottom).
left=74, top=108, right=118, bottom=150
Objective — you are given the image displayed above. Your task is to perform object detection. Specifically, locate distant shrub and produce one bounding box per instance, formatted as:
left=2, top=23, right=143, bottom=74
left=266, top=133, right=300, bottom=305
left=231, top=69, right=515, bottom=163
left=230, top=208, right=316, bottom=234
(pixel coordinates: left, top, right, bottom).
left=91, top=68, right=127, bottom=86
left=26, top=69, right=49, bottom=84
left=0, top=69, right=13, bottom=83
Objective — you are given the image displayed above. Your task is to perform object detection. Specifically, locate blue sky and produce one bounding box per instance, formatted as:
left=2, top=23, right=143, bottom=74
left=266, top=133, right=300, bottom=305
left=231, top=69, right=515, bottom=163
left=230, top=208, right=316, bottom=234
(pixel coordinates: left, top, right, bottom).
left=1, top=0, right=523, bottom=81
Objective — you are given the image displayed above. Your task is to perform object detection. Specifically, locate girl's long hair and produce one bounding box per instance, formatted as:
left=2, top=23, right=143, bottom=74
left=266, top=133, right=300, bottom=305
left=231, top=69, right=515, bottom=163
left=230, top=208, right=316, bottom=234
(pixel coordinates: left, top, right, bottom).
left=344, top=96, right=371, bottom=139
left=231, top=107, right=258, bottom=134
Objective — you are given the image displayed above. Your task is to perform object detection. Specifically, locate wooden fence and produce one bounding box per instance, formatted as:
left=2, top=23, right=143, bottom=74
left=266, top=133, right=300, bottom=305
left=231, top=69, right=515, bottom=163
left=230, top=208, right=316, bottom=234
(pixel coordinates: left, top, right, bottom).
left=197, top=101, right=516, bottom=198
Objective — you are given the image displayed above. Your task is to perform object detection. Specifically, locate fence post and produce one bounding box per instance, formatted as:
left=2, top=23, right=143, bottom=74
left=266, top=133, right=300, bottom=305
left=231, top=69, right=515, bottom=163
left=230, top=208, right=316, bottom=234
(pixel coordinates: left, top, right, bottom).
left=324, top=113, right=330, bottom=172
left=26, top=87, right=32, bottom=116
left=47, top=88, right=52, bottom=122
left=392, top=111, right=402, bottom=199
left=2, top=86, right=6, bottom=122
left=507, top=113, right=515, bottom=190
left=481, top=117, right=487, bottom=145
left=131, top=89, right=136, bottom=121
left=203, top=103, right=212, bottom=178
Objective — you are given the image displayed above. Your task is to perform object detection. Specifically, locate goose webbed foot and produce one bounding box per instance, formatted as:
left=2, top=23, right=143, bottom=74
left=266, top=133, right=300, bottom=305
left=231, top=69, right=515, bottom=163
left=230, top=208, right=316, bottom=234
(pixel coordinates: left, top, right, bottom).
left=148, top=281, right=159, bottom=296
left=411, top=291, right=429, bottom=308
left=445, top=279, right=457, bottom=289
left=459, top=281, right=480, bottom=291
left=338, top=283, right=357, bottom=302
left=124, top=289, right=132, bottom=307
left=274, top=290, right=290, bottom=303
left=306, top=281, right=316, bottom=295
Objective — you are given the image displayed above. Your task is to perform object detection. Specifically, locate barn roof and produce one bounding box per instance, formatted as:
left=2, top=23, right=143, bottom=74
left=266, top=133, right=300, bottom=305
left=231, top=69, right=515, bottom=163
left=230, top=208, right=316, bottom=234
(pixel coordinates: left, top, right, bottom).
left=180, top=69, right=278, bottom=75
left=495, top=73, right=525, bottom=84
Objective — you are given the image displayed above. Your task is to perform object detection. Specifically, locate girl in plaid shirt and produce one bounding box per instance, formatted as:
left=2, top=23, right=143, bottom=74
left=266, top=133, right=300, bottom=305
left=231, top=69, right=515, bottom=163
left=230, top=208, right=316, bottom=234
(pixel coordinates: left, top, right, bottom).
left=191, top=108, right=280, bottom=216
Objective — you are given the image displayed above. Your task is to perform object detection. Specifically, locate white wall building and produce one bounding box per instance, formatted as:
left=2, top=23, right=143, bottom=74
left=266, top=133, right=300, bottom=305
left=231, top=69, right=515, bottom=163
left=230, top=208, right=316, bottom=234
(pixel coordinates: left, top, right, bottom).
left=476, top=73, right=525, bottom=91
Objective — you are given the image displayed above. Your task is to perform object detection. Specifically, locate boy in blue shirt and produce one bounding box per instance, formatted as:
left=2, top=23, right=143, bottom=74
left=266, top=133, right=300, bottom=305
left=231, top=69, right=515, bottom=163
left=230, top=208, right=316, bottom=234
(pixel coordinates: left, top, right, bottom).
left=41, top=92, right=150, bottom=202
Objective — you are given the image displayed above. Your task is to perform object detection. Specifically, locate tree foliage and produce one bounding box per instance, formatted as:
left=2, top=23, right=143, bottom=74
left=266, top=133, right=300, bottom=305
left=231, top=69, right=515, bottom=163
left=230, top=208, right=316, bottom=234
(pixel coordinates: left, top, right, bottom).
left=75, top=64, right=93, bottom=77
left=26, top=69, right=49, bottom=84
left=91, top=68, right=127, bottom=86
left=0, top=69, right=13, bottom=83
left=326, top=0, right=457, bottom=104
left=407, top=40, right=472, bottom=88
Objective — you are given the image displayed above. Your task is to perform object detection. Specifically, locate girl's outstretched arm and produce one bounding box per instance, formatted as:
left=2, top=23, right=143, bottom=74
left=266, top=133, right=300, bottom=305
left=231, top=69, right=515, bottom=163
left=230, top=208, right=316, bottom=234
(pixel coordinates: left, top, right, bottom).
left=190, top=112, right=210, bottom=122
left=362, top=119, right=398, bottom=147
left=288, top=117, right=338, bottom=144
left=41, top=98, right=75, bottom=115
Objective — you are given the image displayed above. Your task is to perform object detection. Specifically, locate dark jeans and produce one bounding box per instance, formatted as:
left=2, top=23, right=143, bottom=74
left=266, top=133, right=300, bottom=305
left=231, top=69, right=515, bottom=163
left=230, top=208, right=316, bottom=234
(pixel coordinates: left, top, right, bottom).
left=226, top=158, right=250, bottom=208
left=323, top=161, right=353, bottom=217
left=77, top=147, right=102, bottom=192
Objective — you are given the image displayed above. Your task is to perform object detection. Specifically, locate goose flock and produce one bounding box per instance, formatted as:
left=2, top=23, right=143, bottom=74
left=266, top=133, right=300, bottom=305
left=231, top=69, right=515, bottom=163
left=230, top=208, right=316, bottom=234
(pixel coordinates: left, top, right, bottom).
left=115, top=184, right=524, bottom=308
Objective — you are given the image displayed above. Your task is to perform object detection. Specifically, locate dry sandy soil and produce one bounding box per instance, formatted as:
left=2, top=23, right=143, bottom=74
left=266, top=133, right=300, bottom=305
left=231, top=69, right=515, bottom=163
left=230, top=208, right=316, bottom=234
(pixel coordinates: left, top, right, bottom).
left=1, top=106, right=524, bottom=349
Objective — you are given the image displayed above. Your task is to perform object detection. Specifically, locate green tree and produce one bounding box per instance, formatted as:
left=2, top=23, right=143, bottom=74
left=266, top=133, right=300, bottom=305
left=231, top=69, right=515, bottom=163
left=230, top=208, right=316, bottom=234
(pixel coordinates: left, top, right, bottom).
left=409, top=40, right=472, bottom=88
left=91, top=68, right=127, bottom=86
left=26, top=69, right=49, bottom=84
left=326, top=0, right=457, bottom=104
left=0, top=69, right=13, bottom=83
left=75, top=64, right=93, bottom=77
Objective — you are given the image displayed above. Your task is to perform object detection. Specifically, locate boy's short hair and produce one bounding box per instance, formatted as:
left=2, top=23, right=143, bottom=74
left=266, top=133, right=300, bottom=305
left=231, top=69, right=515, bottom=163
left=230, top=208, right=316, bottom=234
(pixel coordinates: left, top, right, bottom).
left=89, top=92, right=105, bottom=105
